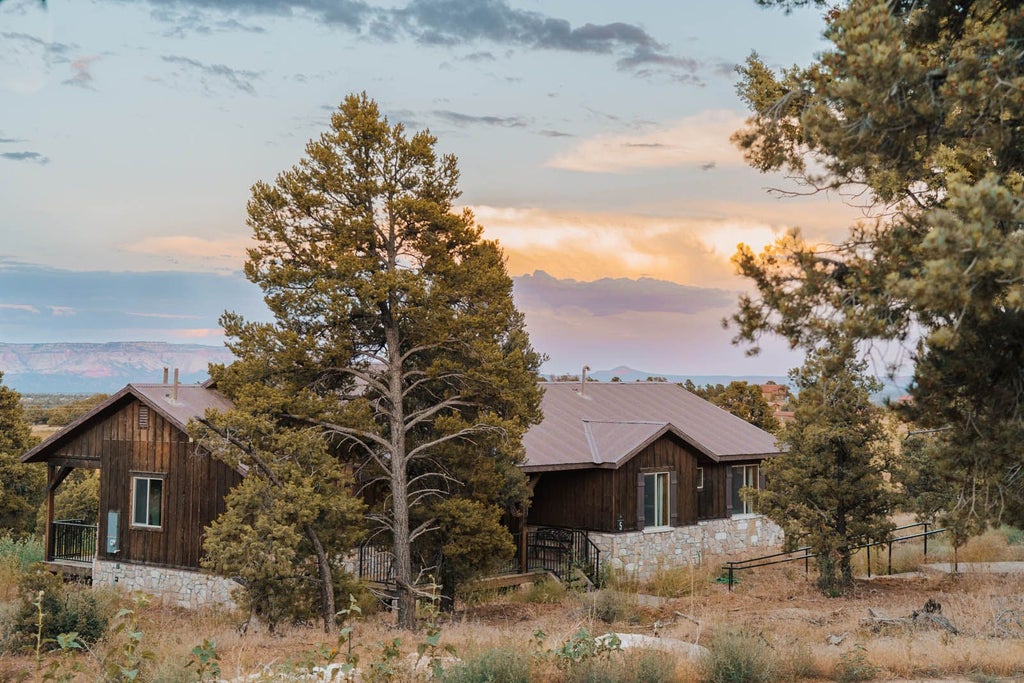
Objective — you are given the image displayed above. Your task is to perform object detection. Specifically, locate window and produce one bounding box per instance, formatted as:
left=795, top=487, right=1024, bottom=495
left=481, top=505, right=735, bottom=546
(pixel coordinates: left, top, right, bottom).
left=643, top=472, right=670, bottom=528
left=132, top=476, right=163, bottom=528
left=731, top=465, right=760, bottom=515
left=696, top=467, right=704, bottom=490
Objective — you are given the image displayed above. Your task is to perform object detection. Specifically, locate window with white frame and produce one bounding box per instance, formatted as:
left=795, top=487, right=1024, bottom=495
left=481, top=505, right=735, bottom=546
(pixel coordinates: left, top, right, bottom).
left=132, top=476, right=163, bottom=528
left=643, top=471, right=670, bottom=528
left=730, top=464, right=760, bottom=515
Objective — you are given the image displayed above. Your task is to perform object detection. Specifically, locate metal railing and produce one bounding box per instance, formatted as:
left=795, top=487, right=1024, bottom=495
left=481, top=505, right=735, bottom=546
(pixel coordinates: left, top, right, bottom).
left=50, top=520, right=97, bottom=563
left=360, top=526, right=604, bottom=589
left=722, top=521, right=947, bottom=591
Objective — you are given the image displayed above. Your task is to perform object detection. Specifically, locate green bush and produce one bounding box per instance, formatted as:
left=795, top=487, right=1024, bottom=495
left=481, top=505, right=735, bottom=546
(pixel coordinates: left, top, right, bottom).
left=441, top=647, right=532, bottom=683
left=698, top=629, right=775, bottom=683
left=0, top=533, right=44, bottom=570
left=5, top=567, right=112, bottom=653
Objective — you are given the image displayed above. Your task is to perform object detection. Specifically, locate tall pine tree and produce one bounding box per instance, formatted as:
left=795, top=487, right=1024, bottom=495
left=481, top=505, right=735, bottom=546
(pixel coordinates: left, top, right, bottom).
left=206, top=93, right=543, bottom=630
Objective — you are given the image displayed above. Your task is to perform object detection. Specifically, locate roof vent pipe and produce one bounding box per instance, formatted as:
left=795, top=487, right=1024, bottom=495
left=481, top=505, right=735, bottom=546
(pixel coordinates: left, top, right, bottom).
left=162, top=367, right=169, bottom=384
left=173, top=368, right=179, bottom=401
left=581, top=365, right=591, bottom=396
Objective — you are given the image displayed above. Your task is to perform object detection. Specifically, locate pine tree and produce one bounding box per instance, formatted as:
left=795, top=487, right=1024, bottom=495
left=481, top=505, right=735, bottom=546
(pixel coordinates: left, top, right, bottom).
left=757, top=345, right=893, bottom=595
left=205, top=93, right=543, bottom=630
left=730, top=0, right=1024, bottom=525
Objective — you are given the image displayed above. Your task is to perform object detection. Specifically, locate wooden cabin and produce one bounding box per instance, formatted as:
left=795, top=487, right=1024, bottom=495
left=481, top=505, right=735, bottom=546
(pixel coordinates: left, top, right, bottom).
left=21, top=380, right=243, bottom=607
left=519, top=382, right=784, bottom=578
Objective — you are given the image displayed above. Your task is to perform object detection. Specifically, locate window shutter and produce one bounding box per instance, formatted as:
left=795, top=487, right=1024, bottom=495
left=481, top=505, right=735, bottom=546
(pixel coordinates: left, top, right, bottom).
left=636, top=472, right=645, bottom=529
left=725, top=466, right=733, bottom=516
left=669, top=470, right=678, bottom=527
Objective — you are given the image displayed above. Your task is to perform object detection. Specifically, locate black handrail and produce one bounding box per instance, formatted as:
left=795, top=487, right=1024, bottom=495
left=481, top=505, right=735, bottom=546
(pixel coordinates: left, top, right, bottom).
left=50, top=520, right=97, bottom=563
left=722, top=521, right=947, bottom=590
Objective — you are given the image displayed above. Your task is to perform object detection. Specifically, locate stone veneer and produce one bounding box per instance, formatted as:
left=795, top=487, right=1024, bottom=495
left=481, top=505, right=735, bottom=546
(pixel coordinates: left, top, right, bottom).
left=93, top=560, right=238, bottom=610
left=589, top=515, right=784, bottom=580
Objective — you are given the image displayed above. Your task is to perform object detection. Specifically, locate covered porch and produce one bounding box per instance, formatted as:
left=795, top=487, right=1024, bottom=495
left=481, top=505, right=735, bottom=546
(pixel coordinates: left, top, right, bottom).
left=40, top=460, right=101, bottom=579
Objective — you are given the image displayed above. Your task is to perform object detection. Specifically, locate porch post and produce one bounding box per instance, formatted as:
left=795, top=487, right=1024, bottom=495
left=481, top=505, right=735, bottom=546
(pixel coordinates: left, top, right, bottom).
left=45, top=464, right=55, bottom=562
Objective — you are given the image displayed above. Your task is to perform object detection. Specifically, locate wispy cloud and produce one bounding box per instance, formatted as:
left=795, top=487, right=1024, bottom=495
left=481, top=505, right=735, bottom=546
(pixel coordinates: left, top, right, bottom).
left=127, top=311, right=204, bottom=320
left=1, top=31, right=73, bottom=59
left=1, top=151, right=50, bottom=164
left=161, top=55, right=260, bottom=95
left=121, top=234, right=253, bottom=270
left=49, top=306, right=76, bottom=316
left=138, top=0, right=703, bottom=80
left=0, top=303, right=40, bottom=313
left=432, top=110, right=527, bottom=128
left=547, top=110, right=746, bottom=173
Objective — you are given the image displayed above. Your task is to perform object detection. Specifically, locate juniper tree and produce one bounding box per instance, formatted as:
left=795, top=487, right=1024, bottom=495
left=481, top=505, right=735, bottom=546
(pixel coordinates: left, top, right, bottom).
left=208, top=93, right=543, bottom=630
left=731, top=0, right=1024, bottom=526
left=757, top=345, right=893, bottom=595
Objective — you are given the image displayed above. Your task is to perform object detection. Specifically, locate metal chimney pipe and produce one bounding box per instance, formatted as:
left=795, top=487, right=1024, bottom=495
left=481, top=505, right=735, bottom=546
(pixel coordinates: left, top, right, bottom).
left=163, top=367, right=169, bottom=384
left=173, top=368, right=179, bottom=401
left=581, top=365, right=591, bottom=395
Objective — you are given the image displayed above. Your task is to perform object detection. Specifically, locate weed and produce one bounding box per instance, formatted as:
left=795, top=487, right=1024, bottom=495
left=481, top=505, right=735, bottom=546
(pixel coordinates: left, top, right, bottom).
left=101, top=593, right=155, bottom=682
left=548, top=628, right=621, bottom=669
left=186, top=638, right=222, bottom=681
left=518, top=578, right=566, bottom=604
left=592, top=590, right=634, bottom=624
left=698, top=629, right=775, bottom=683
left=441, top=647, right=532, bottom=683
left=833, top=645, right=878, bottom=683
left=564, top=648, right=681, bottom=683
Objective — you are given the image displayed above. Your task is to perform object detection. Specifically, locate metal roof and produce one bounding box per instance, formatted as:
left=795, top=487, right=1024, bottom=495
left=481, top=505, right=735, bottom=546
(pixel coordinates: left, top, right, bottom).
left=22, top=382, right=233, bottom=463
left=521, top=382, right=781, bottom=472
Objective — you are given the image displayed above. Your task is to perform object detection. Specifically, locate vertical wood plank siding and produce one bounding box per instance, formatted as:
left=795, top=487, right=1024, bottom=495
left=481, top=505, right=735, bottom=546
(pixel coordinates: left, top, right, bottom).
left=52, top=398, right=242, bottom=569
left=527, top=435, right=723, bottom=532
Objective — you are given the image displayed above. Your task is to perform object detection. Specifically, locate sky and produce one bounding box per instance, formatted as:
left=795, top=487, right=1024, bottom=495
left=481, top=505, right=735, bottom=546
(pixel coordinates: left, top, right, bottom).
left=0, top=0, right=866, bottom=376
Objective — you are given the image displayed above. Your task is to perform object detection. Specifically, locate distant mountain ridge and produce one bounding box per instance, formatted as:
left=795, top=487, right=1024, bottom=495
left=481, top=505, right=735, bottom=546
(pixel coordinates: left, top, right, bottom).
left=0, top=342, right=233, bottom=393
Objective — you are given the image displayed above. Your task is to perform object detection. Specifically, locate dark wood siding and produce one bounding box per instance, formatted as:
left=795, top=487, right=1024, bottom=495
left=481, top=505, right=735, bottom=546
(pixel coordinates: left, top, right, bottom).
left=61, top=398, right=244, bottom=569
left=528, top=434, right=730, bottom=532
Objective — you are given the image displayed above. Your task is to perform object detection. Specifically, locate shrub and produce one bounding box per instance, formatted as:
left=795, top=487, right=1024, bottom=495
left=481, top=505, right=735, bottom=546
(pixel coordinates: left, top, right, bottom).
left=698, top=629, right=775, bottom=683
left=0, top=533, right=44, bottom=569
left=519, top=578, right=566, bottom=604
left=5, top=567, right=111, bottom=653
left=441, top=647, right=532, bottom=683
left=833, top=645, right=878, bottom=683
left=564, top=649, right=680, bottom=683
left=591, top=590, right=635, bottom=624
left=644, top=563, right=713, bottom=598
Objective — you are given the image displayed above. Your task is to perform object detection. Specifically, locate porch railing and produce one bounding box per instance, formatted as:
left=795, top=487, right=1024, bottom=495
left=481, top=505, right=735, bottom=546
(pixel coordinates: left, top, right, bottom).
left=50, top=520, right=97, bottom=563
left=496, top=527, right=602, bottom=586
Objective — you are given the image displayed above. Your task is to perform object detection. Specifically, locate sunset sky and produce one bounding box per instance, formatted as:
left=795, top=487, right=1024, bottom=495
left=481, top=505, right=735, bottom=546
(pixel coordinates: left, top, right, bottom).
left=0, top=0, right=864, bottom=376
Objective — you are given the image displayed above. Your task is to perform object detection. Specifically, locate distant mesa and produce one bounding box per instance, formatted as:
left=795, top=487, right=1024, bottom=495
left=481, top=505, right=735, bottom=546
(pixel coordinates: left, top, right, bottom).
left=0, top=342, right=233, bottom=393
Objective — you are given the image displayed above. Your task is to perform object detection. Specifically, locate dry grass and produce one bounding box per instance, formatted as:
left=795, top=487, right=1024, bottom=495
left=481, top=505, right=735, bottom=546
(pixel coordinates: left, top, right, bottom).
left=3, top=536, right=1024, bottom=681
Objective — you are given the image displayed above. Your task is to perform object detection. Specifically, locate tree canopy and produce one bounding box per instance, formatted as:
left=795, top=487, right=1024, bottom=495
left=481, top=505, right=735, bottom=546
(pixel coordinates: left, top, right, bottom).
left=0, top=372, right=41, bottom=536
left=205, top=93, right=544, bottom=630
left=684, top=380, right=781, bottom=433
left=731, top=0, right=1024, bottom=526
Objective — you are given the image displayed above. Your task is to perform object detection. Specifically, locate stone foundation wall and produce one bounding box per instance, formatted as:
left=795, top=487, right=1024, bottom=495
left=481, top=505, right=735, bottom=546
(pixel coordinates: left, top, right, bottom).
left=93, top=560, right=238, bottom=610
left=589, top=515, right=784, bottom=580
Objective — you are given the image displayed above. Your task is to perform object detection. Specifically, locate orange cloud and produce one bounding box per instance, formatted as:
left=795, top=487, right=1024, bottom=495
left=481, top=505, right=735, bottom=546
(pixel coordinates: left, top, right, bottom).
left=469, top=205, right=785, bottom=289
left=122, top=235, right=252, bottom=269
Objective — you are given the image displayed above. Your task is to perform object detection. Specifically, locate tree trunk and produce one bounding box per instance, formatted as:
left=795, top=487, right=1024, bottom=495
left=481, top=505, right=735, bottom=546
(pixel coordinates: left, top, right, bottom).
left=386, top=322, right=417, bottom=630
left=304, top=523, right=336, bottom=633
